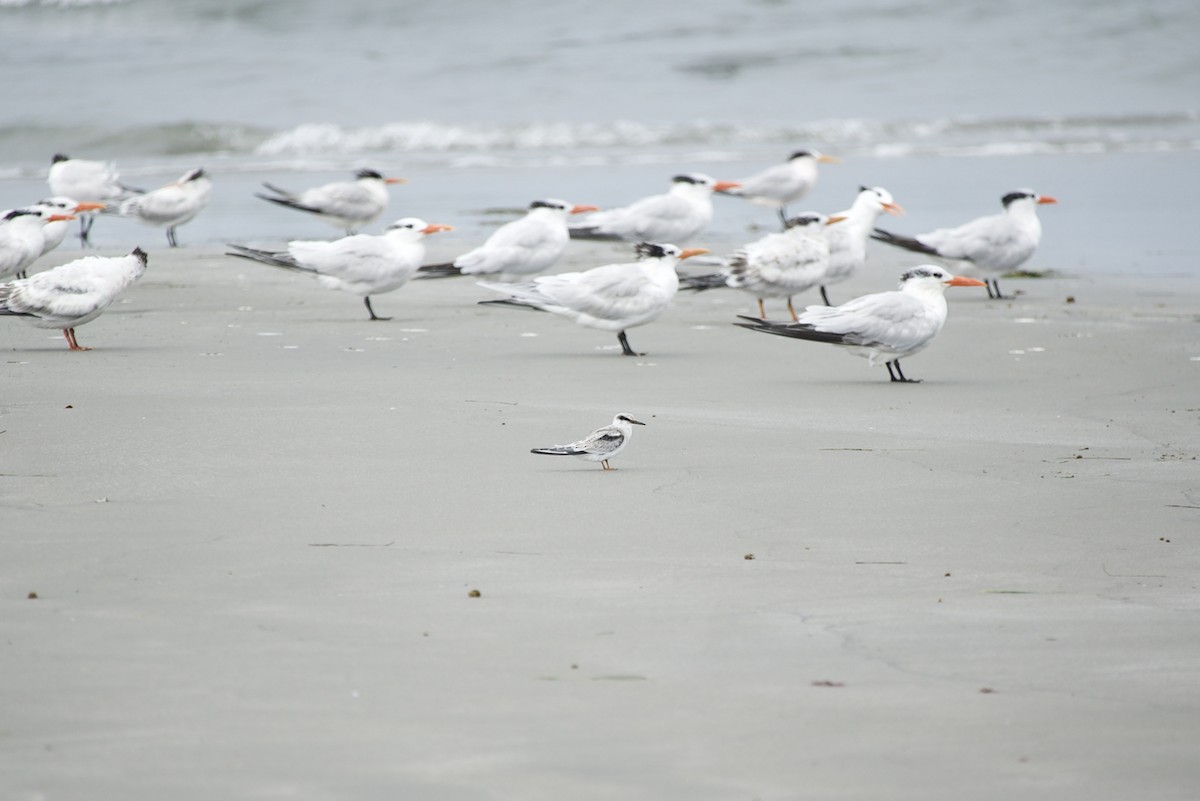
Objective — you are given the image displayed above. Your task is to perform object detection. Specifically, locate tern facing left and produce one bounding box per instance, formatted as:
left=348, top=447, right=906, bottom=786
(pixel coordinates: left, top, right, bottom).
left=871, top=189, right=1057, bottom=299
left=735, top=265, right=984, bottom=383
left=118, top=168, right=212, bottom=247
left=227, top=218, right=452, bottom=320
left=719, top=150, right=840, bottom=225
left=477, top=242, right=709, bottom=357
left=568, top=173, right=739, bottom=244
left=531, top=413, right=645, bottom=471
left=0, top=247, right=148, bottom=351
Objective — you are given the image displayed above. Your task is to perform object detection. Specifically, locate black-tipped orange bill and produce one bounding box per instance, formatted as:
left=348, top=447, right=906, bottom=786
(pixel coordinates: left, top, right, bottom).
left=947, top=276, right=986, bottom=287
left=570, top=204, right=599, bottom=214
left=679, top=248, right=710, bottom=260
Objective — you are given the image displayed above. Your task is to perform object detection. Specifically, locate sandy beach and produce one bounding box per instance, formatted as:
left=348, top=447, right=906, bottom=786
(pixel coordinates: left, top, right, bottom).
left=2, top=241, right=1198, bottom=800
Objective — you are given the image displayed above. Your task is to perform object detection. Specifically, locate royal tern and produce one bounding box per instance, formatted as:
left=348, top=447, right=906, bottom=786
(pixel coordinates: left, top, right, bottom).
left=256, top=169, right=406, bottom=234
left=719, top=150, right=840, bottom=225
left=31, top=198, right=107, bottom=257
left=871, top=189, right=1058, bottom=299
left=226, top=218, right=452, bottom=320
left=0, top=247, right=148, bottom=351
left=680, top=213, right=844, bottom=320
left=531, top=413, right=645, bottom=471
left=418, top=199, right=598, bottom=280
left=821, top=186, right=905, bottom=305
left=568, top=173, right=739, bottom=244
left=0, top=208, right=74, bottom=281
left=117, top=168, right=212, bottom=247
left=735, top=265, right=984, bottom=383
left=478, top=242, right=709, bottom=356
left=46, top=154, right=132, bottom=246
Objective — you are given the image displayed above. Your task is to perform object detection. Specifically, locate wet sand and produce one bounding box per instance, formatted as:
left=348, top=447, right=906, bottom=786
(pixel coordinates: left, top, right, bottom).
left=2, top=242, right=1198, bottom=800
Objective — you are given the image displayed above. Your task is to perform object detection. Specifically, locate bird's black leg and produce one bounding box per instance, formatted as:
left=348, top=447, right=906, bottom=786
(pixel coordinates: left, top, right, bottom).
left=819, top=285, right=832, bottom=306
left=167, top=227, right=178, bottom=248
left=890, top=360, right=922, bottom=383
left=79, top=216, right=93, bottom=247
left=617, top=330, right=642, bottom=357
left=364, top=296, right=392, bottom=321
left=988, top=278, right=1008, bottom=300
left=777, top=207, right=789, bottom=230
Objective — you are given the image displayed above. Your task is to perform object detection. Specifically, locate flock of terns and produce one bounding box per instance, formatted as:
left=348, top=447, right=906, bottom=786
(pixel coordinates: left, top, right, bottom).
left=0, top=150, right=1057, bottom=462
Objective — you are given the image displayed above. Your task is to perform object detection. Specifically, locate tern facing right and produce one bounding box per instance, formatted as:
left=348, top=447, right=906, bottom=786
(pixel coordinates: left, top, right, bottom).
left=0, top=247, right=148, bottom=351
left=418, top=199, right=597, bottom=280
left=719, top=150, right=840, bottom=225
left=227, top=218, right=452, bottom=320
left=871, top=189, right=1057, bottom=299
left=568, top=173, right=739, bottom=244
left=118, top=168, right=212, bottom=247
left=1, top=208, right=75, bottom=281
left=735, top=265, right=984, bottom=383
left=531, top=413, right=645, bottom=470
left=256, top=169, right=406, bottom=234
left=477, top=242, right=709, bottom=356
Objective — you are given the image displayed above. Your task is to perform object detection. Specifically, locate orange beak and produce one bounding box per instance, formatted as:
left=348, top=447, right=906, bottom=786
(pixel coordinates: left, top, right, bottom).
left=385, top=177, right=408, bottom=185
left=883, top=202, right=905, bottom=216
left=47, top=214, right=77, bottom=222
left=570, top=204, right=599, bottom=214
left=825, top=215, right=847, bottom=225
left=74, top=202, right=106, bottom=212
left=421, top=223, right=453, bottom=234
left=712, top=180, right=741, bottom=192
left=946, top=275, right=986, bottom=287
left=678, top=248, right=710, bottom=260
left=1038, top=195, right=1058, bottom=205
left=818, top=154, right=841, bottom=164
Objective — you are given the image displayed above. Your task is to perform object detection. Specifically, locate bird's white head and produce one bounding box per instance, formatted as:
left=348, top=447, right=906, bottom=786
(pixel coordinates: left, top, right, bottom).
left=613, top=413, right=646, bottom=427
left=789, top=149, right=841, bottom=165
left=900, top=265, right=986, bottom=291
left=1002, top=189, right=1057, bottom=209
left=671, top=173, right=741, bottom=194
left=385, top=217, right=454, bottom=237
left=356, top=168, right=407, bottom=186
left=530, top=199, right=598, bottom=216
left=633, top=242, right=710, bottom=262
left=856, top=185, right=905, bottom=216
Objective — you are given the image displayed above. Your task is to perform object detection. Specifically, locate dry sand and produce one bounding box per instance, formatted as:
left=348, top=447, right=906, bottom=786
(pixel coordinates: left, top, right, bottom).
left=2, top=242, right=1198, bottom=800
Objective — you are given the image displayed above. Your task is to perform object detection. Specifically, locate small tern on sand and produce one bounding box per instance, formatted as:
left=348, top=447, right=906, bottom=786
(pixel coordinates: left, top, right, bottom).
left=256, top=169, right=407, bottom=234
left=872, top=189, right=1057, bottom=299
left=719, top=150, right=840, bottom=226
left=568, top=173, right=739, bottom=244
left=821, top=186, right=905, bottom=306
left=478, top=242, right=709, bottom=356
left=418, top=199, right=597, bottom=280
left=47, top=154, right=134, bottom=246
left=531, top=413, right=645, bottom=470
left=118, top=168, right=212, bottom=247
left=735, top=265, right=984, bottom=383
left=680, top=212, right=844, bottom=320
left=0, top=208, right=75, bottom=281
left=0, top=247, right=147, bottom=351
left=227, top=218, right=452, bottom=320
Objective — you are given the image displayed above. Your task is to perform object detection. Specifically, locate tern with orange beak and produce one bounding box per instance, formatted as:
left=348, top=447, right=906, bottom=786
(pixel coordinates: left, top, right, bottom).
left=31, top=198, right=107, bottom=257
left=0, top=208, right=76, bottom=281
left=47, top=153, right=133, bottom=246
left=227, top=218, right=452, bottom=320
left=736, top=266, right=985, bottom=383
left=820, top=185, right=906, bottom=306
left=478, top=242, right=709, bottom=356
left=256, top=168, right=407, bottom=235
left=719, top=150, right=841, bottom=226
left=568, top=173, right=740, bottom=244
left=872, top=189, right=1058, bottom=299
left=419, top=199, right=598, bottom=281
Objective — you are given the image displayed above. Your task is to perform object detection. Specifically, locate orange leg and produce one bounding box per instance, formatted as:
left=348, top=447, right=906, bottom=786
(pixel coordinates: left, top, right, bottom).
left=64, top=328, right=91, bottom=351
left=601, top=460, right=615, bottom=471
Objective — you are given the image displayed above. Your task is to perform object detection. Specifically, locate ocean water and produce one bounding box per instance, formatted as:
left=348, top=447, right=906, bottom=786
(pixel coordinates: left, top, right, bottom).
left=1, top=0, right=1198, bottom=274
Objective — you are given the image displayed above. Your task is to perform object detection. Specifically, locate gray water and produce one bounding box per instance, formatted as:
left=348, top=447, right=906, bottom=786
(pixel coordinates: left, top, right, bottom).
left=2, top=0, right=1198, bottom=274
